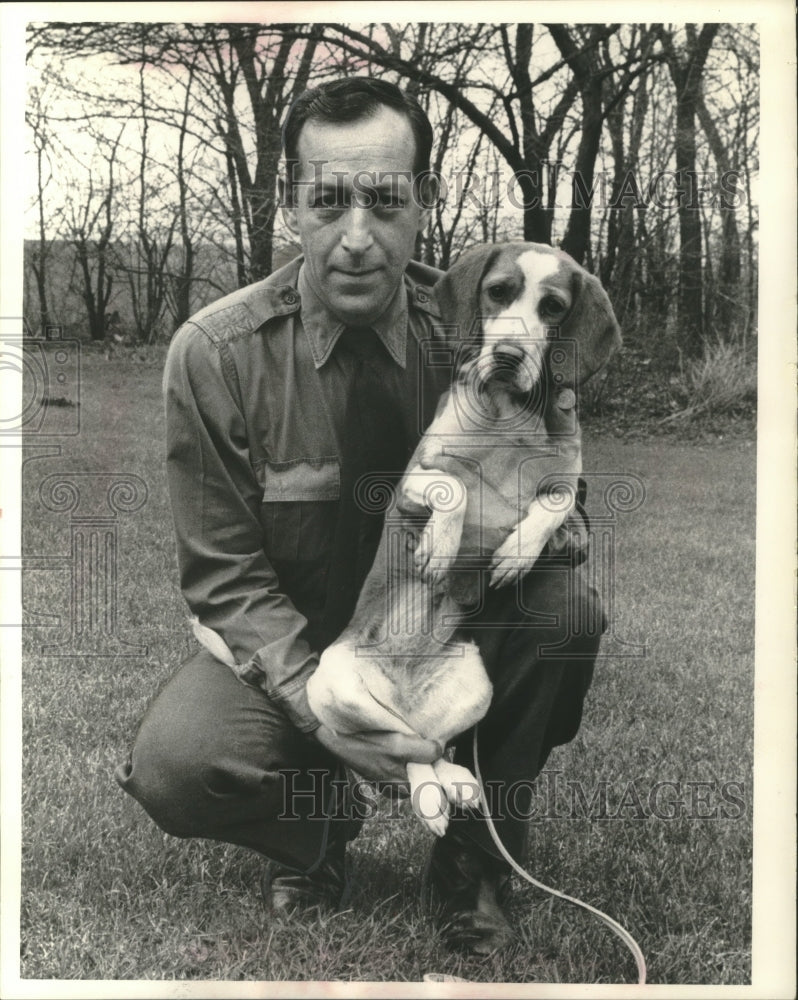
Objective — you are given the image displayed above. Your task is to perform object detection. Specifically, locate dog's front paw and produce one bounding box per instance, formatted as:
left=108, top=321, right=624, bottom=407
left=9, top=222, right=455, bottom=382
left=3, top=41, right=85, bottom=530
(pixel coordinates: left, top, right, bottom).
left=417, top=784, right=451, bottom=837
left=414, top=522, right=457, bottom=585
left=413, top=524, right=437, bottom=581
left=489, top=526, right=546, bottom=588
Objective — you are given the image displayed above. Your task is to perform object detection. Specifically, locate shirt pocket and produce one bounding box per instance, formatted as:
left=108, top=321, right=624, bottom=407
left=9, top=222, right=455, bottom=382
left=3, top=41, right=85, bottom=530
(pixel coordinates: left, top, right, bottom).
left=259, top=458, right=340, bottom=563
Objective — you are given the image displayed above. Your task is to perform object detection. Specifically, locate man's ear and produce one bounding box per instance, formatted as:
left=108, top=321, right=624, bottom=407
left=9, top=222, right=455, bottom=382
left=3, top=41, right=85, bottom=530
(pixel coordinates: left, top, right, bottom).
left=433, top=245, right=501, bottom=342
left=557, top=268, right=622, bottom=386
left=279, top=176, right=300, bottom=235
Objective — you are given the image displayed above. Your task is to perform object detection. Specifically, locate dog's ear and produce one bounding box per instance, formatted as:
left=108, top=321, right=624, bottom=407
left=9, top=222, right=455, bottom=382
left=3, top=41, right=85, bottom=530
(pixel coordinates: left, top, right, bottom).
left=555, top=267, right=622, bottom=386
left=433, top=245, right=502, bottom=343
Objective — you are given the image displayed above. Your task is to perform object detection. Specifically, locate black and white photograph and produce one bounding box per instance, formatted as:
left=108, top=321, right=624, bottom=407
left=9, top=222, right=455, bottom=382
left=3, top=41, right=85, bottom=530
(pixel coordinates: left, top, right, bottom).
left=1, top=2, right=795, bottom=996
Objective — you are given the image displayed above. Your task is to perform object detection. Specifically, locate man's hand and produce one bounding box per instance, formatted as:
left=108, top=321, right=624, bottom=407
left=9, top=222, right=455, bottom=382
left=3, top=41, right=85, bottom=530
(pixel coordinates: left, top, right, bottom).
left=313, top=723, right=442, bottom=784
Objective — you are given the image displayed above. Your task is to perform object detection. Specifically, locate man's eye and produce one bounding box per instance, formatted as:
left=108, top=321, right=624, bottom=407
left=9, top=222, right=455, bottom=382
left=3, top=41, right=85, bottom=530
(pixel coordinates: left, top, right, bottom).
left=376, top=193, right=404, bottom=209
left=486, top=284, right=507, bottom=302
left=540, top=295, right=566, bottom=319
left=311, top=205, right=346, bottom=219
left=311, top=187, right=345, bottom=210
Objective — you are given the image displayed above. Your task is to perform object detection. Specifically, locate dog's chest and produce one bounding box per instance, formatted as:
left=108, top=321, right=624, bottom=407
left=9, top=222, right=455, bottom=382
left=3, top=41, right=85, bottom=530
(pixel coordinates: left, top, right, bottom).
left=431, top=433, right=568, bottom=532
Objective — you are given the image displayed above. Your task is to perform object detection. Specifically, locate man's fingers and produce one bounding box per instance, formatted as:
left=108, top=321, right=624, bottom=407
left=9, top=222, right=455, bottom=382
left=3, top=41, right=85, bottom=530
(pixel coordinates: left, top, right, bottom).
left=348, top=729, right=442, bottom=765
left=313, top=724, right=442, bottom=782
left=380, top=731, right=443, bottom=763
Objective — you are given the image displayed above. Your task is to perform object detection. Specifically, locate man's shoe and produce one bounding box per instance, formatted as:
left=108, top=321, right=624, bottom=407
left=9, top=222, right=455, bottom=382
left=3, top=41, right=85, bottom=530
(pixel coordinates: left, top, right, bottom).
left=261, top=841, right=352, bottom=916
left=426, top=833, right=514, bottom=955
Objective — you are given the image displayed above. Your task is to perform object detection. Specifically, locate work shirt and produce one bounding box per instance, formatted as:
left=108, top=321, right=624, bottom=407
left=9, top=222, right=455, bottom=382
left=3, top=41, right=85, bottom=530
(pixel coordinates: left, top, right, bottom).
left=163, top=255, right=448, bottom=735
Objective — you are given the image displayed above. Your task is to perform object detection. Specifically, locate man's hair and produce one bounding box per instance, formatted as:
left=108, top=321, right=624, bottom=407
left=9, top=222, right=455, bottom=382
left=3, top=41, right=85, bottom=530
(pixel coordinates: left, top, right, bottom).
left=282, top=77, right=434, bottom=181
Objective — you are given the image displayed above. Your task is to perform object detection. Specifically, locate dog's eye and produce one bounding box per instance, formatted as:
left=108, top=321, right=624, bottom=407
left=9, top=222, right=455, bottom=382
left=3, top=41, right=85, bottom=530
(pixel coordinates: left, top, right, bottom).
left=539, top=295, right=566, bottom=320
left=485, top=283, right=507, bottom=302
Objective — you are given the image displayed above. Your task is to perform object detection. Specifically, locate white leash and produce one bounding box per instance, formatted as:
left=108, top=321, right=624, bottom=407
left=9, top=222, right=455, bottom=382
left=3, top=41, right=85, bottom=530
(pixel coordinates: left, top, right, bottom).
left=472, top=727, right=647, bottom=985
left=193, top=617, right=646, bottom=981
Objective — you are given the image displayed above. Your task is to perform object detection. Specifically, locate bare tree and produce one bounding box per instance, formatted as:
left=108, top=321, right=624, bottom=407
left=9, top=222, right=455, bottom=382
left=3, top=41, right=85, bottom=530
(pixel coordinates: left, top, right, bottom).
left=179, top=22, right=324, bottom=282
left=547, top=24, right=615, bottom=264
left=551, top=24, right=664, bottom=267
left=659, top=23, right=720, bottom=356
left=60, top=125, right=125, bottom=341
left=27, top=21, right=324, bottom=288
left=599, top=27, right=657, bottom=324
left=169, top=49, right=200, bottom=327
left=695, top=23, right=757, bottom=341
left=120, top=26, right=177, bottom=342
left=309, top=23, right=576, bottom=242
left=25, top=19, right=756, bottom=373
left=317, top=22, right=669, bottom=255
left=26, top=83, right=57, bottom=334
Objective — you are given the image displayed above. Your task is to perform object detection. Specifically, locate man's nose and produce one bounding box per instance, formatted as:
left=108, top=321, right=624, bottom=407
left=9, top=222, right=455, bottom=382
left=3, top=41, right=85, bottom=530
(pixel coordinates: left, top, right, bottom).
left=340, top=206, right=374, bottom=254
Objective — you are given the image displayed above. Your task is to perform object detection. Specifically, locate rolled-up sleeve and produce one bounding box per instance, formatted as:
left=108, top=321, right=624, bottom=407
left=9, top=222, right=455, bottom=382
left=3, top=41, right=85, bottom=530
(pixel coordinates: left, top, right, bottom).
left=163, top=322, right=320, bottom=733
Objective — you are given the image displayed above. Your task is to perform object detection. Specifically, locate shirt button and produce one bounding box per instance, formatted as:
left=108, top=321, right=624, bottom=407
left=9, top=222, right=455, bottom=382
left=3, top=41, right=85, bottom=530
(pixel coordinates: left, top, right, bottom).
left=416, top=288, right=429, bottom=303
left=282, top=289, right=298, bottom=305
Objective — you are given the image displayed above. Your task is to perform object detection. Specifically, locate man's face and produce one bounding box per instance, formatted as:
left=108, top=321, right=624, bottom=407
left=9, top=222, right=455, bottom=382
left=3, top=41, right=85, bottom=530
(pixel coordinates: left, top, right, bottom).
left=282, top=106, right=433, bottom=326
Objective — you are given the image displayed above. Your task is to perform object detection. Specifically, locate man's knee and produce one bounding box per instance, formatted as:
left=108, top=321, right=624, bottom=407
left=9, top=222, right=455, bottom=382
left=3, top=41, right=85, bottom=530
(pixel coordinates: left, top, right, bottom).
left=116, top=650, right=334, bottom=845
left=115, top=709, right=215, bottom=837
left=115, top=650, right=266, bottom=837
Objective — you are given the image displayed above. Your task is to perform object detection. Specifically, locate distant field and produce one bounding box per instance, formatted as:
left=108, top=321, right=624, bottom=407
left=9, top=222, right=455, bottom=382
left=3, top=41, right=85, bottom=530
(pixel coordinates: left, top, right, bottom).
left=18, top=346, right=755, bottom=984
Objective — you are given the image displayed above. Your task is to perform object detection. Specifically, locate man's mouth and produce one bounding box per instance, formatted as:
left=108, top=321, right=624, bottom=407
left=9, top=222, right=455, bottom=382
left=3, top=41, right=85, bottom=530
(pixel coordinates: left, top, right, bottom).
left=333, top=267, right=381, bottom=278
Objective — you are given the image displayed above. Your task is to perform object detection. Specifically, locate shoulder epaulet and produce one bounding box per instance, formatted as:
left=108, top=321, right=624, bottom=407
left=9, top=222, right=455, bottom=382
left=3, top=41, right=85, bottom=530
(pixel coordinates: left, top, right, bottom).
left=181, top=256, right=304, bottom=342
left=406, top=258, right=445, bottom=286
left=405, top=258, right=445, bottom=316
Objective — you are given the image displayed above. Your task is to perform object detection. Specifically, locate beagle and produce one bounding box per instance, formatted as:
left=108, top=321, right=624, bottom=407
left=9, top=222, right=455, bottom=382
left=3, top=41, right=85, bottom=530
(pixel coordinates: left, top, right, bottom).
left=305, top=242, right=621, bottom=836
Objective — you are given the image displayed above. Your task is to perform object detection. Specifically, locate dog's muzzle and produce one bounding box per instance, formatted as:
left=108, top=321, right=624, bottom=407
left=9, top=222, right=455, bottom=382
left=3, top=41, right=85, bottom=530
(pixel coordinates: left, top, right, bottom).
left=476, top=340, right=542, bottom=395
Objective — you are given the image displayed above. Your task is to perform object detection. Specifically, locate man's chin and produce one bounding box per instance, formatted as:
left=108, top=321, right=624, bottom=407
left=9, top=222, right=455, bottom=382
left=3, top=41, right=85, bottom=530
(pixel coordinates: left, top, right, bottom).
left=328, top=290, right=389, bottom=327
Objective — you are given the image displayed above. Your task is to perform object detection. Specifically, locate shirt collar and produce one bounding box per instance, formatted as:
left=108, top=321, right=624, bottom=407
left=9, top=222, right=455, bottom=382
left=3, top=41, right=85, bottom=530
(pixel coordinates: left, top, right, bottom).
left=297, top=264, right=408, bottom=370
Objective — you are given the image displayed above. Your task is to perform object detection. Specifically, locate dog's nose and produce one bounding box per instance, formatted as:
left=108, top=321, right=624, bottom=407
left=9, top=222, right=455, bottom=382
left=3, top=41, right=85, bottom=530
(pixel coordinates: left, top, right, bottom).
left=491, top=341, right=525, bottom=367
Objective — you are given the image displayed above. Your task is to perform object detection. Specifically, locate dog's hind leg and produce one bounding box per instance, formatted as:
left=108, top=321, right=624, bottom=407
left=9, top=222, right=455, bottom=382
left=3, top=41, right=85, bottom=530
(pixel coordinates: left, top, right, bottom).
left=407, top=761, right=450, bottom=837
left=432, top=759, right=483, bottom=812
left=407, top=759, right=483, bottom=837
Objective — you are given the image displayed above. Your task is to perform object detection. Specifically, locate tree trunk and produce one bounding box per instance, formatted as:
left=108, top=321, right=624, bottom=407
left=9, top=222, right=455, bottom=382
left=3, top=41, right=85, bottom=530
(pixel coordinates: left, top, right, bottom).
left=696, top=92, right=741, bottom=338
left=172, top=59, right=197, bottom=328
left=559, top=80, right=602, bottom=263
left=673, top=96, right=704, bottom=355
left=662, top=24, right=719, bottom=357
left=33, top=144, right=51, bottom=332
left=520, top=171, right=553, bottom=243
left=548, top=25, right=615, bottom=264
left=229, top=23, right=322, bottom=282
left=602, top=103, right=636, bottom=324
left=601, top=57, right=650, bottom=321
left=31, top=255, right=50, bottom=335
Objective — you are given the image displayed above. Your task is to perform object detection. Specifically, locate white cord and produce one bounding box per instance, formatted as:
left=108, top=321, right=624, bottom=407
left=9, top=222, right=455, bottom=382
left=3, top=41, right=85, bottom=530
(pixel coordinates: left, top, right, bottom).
left=472, top=727, right=647, bottom=985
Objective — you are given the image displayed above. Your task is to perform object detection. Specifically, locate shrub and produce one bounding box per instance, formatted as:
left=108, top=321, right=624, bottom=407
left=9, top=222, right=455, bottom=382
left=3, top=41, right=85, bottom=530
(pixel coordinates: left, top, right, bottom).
left=663, top=339, right=757, bottom=426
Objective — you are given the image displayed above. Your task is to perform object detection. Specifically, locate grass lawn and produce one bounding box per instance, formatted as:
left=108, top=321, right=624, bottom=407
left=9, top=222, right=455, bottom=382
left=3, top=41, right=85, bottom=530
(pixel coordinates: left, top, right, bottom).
left=17, top=346, right=755, bottom=985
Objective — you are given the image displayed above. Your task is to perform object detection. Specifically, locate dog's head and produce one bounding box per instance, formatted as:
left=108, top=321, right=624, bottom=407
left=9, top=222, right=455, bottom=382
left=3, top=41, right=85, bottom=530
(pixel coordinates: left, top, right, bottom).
left=434, top=242, right=621, bottom=394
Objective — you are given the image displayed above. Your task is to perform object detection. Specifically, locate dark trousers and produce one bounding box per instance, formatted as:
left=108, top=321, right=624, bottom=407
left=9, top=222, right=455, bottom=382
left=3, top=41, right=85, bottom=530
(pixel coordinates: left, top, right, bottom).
left=116, top=554, right=604, bottom=874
